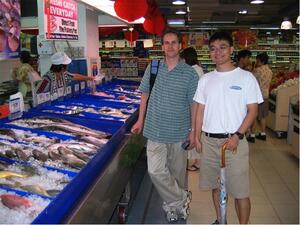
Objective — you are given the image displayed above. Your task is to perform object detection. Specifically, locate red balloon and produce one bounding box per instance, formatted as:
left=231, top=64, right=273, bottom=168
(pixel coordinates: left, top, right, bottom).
left=124, top=30, right=139, bottom=42
left=114, top=0, right=148, bottom=22
left=143, top=14, right=166, bottom=36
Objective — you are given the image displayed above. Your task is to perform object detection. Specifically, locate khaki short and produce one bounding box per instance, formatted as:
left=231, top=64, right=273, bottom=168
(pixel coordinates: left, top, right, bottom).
left=199, top=134, right=250, bottom=199
left=258, top=99, right=269, bottom=120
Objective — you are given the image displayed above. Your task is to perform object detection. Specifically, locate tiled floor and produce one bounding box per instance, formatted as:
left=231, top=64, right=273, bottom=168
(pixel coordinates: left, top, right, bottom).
left=188, top=133, right=299, bottom=224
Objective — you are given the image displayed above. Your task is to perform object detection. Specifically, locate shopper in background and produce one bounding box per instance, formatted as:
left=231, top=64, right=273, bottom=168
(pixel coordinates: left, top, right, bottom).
left=131, top=29, right=198, bottom=223
left=41, top=52, right=94, bottom=95
left=12, top=50, right=40, bottom=106
left=180, top=47, right=203, bottom=171
left=236, top=49, right=252, bottom=71
left=250, top=53, right=273, bottom=141
left=194, top=31, right=263, bottom=224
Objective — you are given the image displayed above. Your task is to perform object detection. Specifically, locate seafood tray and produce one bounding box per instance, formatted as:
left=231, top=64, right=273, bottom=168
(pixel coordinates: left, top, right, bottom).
left=0, top=188, right=51, bottom=224
left=0, top=157, right=76, bottom=199
left=17, top=111, right=124, bottom=135
left=31, top=105, right=129, bottom=122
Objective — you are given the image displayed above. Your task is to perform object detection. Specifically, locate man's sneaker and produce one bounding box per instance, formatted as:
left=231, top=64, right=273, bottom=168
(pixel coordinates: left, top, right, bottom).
left=166, top=210, right=179, bottom=223
left=177, top=203, right=190, bottom=220
left=246, top=135, right=255, bottom=143
left=256, top=133, right=266, bottom=141
left=185, top=190, right=192, bottom=204
left=162, top=202, right=179, bottom=223
left=212, top=219, right=219, bottom=224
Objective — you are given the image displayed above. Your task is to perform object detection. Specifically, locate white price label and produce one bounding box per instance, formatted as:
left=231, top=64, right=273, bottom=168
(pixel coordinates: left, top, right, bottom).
left=80, top=81, right=85, bottom=90
left=37, top=93, right=44, bottom=104
left=9, top=98, right=21, bottom=114
left=75, top=84, right=80, bottom=92
left=51, top=92, right=58, bottom=101
left=87, top=81, right=92, bottom=88
left=44, top=92, right=51, bottom=102
left=58, top=87, right=64, bottom=97
left=66, top=86, right=72, bottom=95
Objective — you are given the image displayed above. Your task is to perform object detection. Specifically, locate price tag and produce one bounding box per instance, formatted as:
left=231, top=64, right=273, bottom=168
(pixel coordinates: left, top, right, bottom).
left=66, top=86, right=72, bottom=95
left=75, top=84, right=80, bottom=92
left=9, top=98, right=21, bottom=114
left=80, top=81, right=86, bottom=90
left=51, top=92, right=58, bottom=101
left=87, top=81, right=92, bottom=88
left=37, top=93, right=44, bottom=105
left=58, top=87, right=64, bottom=97
left=44, top=92, right=51, bottom=102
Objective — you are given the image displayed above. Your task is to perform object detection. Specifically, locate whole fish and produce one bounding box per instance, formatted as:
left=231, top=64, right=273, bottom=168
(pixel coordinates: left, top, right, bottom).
left=39, top=124, right=109, bottom=139
left=47, top=189, right=61, bottom=197
left=0, top=128, right=17, bottom=140
left=32, top=149, right=48, bottom=162
left=0, top=171, right=27, bottom=178
left=0, top=194, right=32, bottom=209
left=62, top=154, right=86, bottom=170
left=0, top=161, right=9, bottom=170
left=21, top=184, right=50, bottom=197
left=78, top=135, right=108, bottom=148
left=48, top=151, right=62, bottom=160
left=14, top=148, right=29, bottom=161
left=22, top=135, right=60, bottom=145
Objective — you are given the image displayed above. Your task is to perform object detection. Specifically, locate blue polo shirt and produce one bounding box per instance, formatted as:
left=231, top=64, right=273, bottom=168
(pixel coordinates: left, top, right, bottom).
left=139, top=60, right=198, bottom=143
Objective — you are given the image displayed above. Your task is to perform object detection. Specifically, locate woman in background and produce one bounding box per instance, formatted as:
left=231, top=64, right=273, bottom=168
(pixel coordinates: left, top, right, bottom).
left=180, top=47, right=203, bottom=171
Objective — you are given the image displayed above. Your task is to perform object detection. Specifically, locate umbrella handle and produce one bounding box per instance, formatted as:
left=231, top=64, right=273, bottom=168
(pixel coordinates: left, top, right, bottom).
left=221, top=142, right=228, bottom=168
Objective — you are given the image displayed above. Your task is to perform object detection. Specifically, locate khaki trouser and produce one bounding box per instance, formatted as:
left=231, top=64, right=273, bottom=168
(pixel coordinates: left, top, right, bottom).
left=146, top=140, right=187, bottom=208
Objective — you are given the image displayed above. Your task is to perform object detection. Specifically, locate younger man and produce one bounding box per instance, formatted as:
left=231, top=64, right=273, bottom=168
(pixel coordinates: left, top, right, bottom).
left=194, top=31, right=263, bottom=224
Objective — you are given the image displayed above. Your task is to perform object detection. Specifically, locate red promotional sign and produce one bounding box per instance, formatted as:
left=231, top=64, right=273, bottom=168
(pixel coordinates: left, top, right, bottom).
left=44, top=0, right=78, bottom=40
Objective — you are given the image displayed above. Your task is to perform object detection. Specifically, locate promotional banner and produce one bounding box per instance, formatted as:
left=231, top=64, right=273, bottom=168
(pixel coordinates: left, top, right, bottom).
left=44, top=0, right=78, bottom=40
left=0, top=0, right=21, bottom=60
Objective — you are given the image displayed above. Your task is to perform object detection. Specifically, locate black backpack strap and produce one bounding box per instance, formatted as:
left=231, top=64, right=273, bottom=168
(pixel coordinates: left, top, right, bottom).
left=149, top=59, right=160, bottom=94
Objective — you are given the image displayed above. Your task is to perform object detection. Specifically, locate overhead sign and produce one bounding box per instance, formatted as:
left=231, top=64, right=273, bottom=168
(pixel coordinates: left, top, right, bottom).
left=0, top=0, right=21, bottom=60
left=44, top=0, right=78, bottom=40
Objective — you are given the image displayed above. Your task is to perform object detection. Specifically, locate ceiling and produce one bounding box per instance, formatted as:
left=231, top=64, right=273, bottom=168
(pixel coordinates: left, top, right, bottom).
left=156, top=0, right=299, bottom=30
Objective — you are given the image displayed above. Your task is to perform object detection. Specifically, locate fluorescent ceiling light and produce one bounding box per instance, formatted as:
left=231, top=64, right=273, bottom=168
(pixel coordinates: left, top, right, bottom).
left=176, top=10, right=187, bottom=15
left=250, top=27, right=280, bottom=30
left=167, top=19, right=185, bottom=26
left=238, top=10, right=248, bottom=15
left=81, top=0, right=144, bottom=24
left=250, top=0, right=264, bottom=4
left=202, top=21, right=235, bottom=24
left=172, top=0, right=186, bottom=5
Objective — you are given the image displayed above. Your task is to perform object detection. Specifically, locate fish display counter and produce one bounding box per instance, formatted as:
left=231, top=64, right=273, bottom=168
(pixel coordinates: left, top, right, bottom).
left=0, top=79, right=145, bottom=224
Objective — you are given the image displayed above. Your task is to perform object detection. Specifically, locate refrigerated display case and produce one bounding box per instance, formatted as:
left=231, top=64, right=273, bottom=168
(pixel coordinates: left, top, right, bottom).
left=0, top=79, right=145, bottom=224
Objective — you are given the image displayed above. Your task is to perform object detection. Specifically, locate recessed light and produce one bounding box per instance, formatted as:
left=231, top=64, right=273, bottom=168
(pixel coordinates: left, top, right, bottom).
left=167, top=19, right=185, bottom=26
left=176, top=10, right=187, bottom=15
left=266, top=31, right=271, bottom=35
left=250, top=0, right=264, bottom=4
left=172, top=0, right=186, bottom=5
left=238, top=10, right=248, bottom=15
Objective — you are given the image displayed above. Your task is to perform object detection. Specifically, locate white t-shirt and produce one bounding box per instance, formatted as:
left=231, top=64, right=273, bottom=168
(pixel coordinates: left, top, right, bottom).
left=192, top=64, right=204, bottom=78
left=193, top=67, right=263, bottom=133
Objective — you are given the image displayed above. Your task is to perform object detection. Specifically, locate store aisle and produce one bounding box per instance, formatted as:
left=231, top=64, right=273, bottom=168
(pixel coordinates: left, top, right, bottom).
left=188, top=132, right=299, bottom=224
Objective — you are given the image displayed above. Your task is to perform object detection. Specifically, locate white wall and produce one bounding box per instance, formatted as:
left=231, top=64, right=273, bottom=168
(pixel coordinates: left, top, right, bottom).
left=0, top=59, right=21, bottom=82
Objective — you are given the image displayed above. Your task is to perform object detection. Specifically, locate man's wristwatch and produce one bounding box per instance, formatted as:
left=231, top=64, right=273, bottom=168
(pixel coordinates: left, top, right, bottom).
left=234, top=131, right=244, bottom=140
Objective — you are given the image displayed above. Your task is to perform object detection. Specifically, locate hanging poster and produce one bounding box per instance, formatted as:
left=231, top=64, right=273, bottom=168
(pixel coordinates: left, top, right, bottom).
left=0, top=0, right=21, bottom=60
left=189, top=32, right=209, bottom=48
left=44, top=0, right=78, bottom=40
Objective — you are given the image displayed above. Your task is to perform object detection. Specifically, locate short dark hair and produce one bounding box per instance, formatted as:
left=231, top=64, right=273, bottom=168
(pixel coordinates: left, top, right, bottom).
left=256, top=53, right=269, bottom=64
left=209, top=30, right=233, bottom=46
left=180, top=47, right=198, bottom=66
left=161, top=29, right=182, bottom=44
left=50, top=64, right=63, bottom=73
left=237, top=50, right=252, bottom=61
left=20, top=50, right=31, bottom=64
